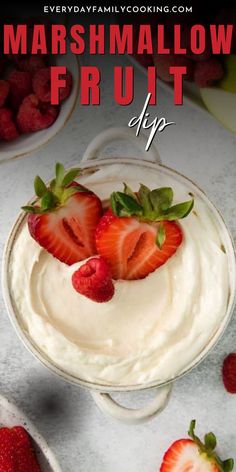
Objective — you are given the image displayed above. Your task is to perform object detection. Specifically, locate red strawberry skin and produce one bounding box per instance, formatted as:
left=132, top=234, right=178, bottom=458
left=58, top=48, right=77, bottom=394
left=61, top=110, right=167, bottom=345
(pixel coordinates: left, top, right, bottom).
left=12, top=427, right=41, bottom=472
left=0, top=428, right=16, bottom=472
left=160, top=438, right=220, bottom=472
left=0, top=427, right=42, bottom=472
left=95, top=209, right=183, bottom=280
left=222, top=353, right=236, bottom=393
left=72, top=256, right=114, bottom=302
left=28, top=191, right=103, bottom=266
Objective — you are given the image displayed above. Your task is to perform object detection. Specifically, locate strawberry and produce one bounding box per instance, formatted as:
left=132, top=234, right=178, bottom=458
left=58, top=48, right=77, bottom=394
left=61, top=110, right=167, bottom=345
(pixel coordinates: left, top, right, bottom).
left=0, top=428, right=16, bottom=472
left=11, top=427, right=41, bottom=472
left=160, top=420, right=234, bottom=472
left=96, top=184, right=193, bottom=280
left=22, top=163, right=102, bottom=265
left=0, top=426, right=42, bottom=472
left=222, top=353, right=236, bottom=394
left=72, top=256, right=115, bottom=302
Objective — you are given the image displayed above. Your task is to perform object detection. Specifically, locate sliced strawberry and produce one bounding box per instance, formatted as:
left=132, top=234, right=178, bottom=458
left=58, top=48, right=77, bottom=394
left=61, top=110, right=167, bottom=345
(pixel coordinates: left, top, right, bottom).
left=160, top=421, right=233, bottom=472
left=23, top=163, right=102, bottom=266
left=161, top=439, right=220, bottom=472
left=96, top=209, right=183, bottom=280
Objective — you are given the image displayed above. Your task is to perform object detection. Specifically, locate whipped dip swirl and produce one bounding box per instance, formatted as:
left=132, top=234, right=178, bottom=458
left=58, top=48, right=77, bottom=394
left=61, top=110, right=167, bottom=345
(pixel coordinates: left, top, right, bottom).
left=9, top=163, right=232, bottom=386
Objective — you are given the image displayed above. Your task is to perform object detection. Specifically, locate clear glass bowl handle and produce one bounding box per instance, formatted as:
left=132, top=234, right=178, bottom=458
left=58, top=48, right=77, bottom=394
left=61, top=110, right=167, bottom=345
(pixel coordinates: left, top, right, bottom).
left=91, top=385, right=172, bottom=425
left=81, top=126, right=162, bottom=164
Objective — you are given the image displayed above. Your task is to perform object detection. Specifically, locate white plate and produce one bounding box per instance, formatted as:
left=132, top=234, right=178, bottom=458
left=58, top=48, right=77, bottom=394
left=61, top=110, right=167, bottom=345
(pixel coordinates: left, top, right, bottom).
left=0, top=394, right=62, bottom=472
left=0, top=51, right=80, bottom=164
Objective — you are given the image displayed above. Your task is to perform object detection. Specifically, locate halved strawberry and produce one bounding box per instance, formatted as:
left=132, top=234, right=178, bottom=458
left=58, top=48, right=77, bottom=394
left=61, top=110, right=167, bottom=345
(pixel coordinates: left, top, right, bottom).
left=22, top=163, right=102, bottom=265
left=160, top=420, right=234, bottom=472
left=96, top=210, right=183, bottom=280
left=96, top=184, right=193, bottom=280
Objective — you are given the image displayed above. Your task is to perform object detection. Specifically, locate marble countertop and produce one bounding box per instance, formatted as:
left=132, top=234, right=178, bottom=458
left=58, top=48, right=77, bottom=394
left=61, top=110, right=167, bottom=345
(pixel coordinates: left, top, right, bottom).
left=0, top=51, right=235, bottom=472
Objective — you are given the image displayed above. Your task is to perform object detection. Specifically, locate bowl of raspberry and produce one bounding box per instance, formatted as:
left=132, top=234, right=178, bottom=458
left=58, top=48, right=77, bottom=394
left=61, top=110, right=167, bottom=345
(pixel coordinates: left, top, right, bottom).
left=0, top=50, right=79, bottom=163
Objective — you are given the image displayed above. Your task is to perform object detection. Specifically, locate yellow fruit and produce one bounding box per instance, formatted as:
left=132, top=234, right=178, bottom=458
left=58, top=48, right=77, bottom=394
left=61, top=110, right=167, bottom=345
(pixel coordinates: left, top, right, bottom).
left=219, top=55, right=236, bottom=93
left=200, top=87, right=236, bottom=133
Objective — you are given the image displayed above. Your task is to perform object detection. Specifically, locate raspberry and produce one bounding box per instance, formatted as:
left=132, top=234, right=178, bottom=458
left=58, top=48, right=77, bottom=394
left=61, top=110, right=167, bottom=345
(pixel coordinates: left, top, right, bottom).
left=72, top=257, right=115, bottom=303
left=8, top=70, right=32, bottom=109
left=16, top=55, right=46, bottom=74
left=194, top=59, right=224, bottom=88
left=133, top=53, right=154, bottom=69
left=153, top=54, right=194, bottom=82
left=17, top=94, right=58, bottom=133
left=0, top=80, right=10, bottom=107
left=0, top=57, right=5, bottom=76
left=32, top=67, right=72, bottom=103
left=0, top=108, right=19, bottom=141
left=180, top=26, right=212, bottom=62
left=133, top=27, right=154, bottom=69
left=222, top=353, right=236, bottom=394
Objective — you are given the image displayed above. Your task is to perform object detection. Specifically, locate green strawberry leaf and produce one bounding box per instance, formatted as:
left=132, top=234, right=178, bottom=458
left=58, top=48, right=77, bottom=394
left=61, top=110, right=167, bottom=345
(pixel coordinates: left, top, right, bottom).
left=188, top=420, right=203, bottom=450
left=22, top=205, right=40, bottom=214
left=62, top=186, right=87, bottom=202
left=150, top=187, right=173, bottom=213
left=110, top=192, right=122, bottom=216
left=55, top=162, right=65, bottom=186
left=156, top=224, right=166, bottom=249
left=188, top=420, right=234, bottom=472
left=114, top=192, right=143, bottom=216
left=138, top=184, right=153, bottom=215
left=41, top=191, right=57, bottom=211
left=223, top=459, right=234, bottom=472
left=61, top=168, right=80, bottom=187
left=34, top=176, right=47, bottom=198
left=123, top=183, right=138, bottom=201
left=164, top=199, right=194, bottom=220
left=204, top=433, right=217, bottom=452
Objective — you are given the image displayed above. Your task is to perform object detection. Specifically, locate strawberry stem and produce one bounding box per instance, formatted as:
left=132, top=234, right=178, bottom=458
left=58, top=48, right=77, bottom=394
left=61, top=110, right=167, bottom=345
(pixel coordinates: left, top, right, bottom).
left=111, top=183, right=194, bottom=222
left=22, top=163, right=82, bottom=214
left=188, top=420, right=234, bottom=472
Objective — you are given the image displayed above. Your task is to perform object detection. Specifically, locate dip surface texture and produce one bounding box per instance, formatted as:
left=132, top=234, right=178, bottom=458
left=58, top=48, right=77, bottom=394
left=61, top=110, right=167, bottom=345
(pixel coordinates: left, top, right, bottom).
left=9, top=164, right=230, bottom=386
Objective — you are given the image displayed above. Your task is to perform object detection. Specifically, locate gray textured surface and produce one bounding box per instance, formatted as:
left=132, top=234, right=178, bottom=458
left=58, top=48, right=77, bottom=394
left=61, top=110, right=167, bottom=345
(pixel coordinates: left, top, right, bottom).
left=0, top=51, right=236, bottom=471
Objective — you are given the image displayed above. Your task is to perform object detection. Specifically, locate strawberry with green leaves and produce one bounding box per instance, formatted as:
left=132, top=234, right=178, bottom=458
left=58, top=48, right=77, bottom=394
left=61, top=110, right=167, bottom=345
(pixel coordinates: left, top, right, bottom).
left=23, top=163, right=102, bottom=265
left=160, top=420, right=234, bottom=472
left=96, top=184, right=193, bottom=280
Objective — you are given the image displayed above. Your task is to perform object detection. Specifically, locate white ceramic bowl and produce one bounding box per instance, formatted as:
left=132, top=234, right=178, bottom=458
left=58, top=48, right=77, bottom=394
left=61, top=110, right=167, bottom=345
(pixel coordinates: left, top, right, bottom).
left=0, top=393, right=62, bottom=472
left=2, top=128, right=236, bottom=424
left=0, top=52, right=80, bottom=164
